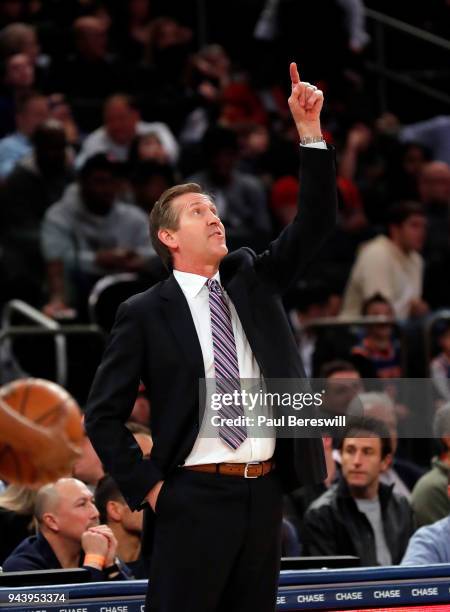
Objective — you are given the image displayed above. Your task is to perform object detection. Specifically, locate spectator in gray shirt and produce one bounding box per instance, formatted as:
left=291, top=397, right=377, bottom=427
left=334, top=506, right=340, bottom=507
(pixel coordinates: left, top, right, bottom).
left=41, top=154, right=154, bottom=318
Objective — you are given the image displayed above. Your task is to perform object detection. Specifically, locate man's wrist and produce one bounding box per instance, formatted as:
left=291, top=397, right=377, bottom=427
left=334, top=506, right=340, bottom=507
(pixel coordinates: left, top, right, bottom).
left=296, top=122, right=323, bottom=142
left=299, top=135, right=326, bottom=146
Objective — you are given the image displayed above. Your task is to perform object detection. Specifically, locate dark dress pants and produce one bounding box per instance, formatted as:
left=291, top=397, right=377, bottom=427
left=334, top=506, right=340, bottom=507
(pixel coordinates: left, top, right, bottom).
left=145, top=468, right=283, bottom=612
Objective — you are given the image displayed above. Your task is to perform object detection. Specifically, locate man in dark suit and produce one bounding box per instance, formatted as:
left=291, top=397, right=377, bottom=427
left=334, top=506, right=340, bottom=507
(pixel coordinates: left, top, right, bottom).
left=85, top=63, right=337, bottom=612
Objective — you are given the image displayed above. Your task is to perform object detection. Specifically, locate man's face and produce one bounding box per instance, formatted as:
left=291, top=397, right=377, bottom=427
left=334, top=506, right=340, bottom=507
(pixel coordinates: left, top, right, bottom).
left=104, top=102, right=138, bottom=145
left=50, top=479, right=100, bottom=543
left=210, top=148, right=236, bottom=183
left=17, top=97, right=49, bottom=137
left=395, top=214, right=426, bottom=252
left=161, top=192, right=227, bottom=269
left=5, top=53, right=34, bottom=88
left=325, top=371, right=363, bottom=415
left=366, top=300, right=393, bottom=339
left=341, top=436, right=390, bottom=495
left=419, top=163, right=450, bottom=205
left=403, top=145, right=425, bottom=177
left=81, top=169, right=117, bottom=214
left=115, top=501, right=144, bottom=535
left=77, top=23, right=108, bottom=60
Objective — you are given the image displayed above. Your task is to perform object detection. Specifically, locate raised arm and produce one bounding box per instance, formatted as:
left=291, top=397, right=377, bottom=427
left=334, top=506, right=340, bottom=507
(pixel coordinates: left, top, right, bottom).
left=254, top=63, right=337, bottom=292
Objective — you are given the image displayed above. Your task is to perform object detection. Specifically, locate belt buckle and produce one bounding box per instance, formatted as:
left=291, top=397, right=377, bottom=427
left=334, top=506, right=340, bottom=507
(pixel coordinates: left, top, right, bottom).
left=244, top=461, right=261, bottom=479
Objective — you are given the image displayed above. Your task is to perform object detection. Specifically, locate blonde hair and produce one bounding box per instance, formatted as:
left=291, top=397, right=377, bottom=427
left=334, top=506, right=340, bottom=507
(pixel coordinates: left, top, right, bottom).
left=0, top=485, right=36, bottom=515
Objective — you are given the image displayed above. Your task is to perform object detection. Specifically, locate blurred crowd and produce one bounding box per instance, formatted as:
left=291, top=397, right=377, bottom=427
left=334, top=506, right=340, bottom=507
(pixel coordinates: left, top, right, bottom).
left=0, top=0, right=450, bottom=580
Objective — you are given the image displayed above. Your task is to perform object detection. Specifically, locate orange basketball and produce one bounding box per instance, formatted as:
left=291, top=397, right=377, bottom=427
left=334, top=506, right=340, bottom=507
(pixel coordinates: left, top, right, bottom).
left=0, top=378, right=84, bottom=485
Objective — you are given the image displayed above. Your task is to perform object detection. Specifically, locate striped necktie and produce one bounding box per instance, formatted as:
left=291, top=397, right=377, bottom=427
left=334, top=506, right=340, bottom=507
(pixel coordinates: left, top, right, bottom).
left=207, top=278, right=247, bottom=449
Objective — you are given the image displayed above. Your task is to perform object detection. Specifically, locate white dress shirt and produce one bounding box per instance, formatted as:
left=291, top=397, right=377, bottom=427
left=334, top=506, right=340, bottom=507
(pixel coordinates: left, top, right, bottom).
left=173, top=269, right=275, bottom=464
left=174, top=142, right=326, bottom=465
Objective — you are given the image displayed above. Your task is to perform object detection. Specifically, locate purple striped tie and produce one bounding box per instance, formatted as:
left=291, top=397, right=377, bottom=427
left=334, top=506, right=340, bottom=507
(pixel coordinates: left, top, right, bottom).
left=207, top=278, right=247, bottom=449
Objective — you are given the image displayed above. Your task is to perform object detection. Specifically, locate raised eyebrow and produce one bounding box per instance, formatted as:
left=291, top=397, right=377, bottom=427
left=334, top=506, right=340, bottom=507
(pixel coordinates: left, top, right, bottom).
left=187, top=200, right=218, bottom=215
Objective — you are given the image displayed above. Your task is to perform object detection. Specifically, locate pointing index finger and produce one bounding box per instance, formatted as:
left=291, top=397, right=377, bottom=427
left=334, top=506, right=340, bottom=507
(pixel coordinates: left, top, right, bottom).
left=290, top=62, right=300, bottom=86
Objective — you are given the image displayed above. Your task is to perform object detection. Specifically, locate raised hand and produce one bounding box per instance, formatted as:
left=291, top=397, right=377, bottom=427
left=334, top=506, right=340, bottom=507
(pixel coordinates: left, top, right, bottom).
left=288, top=62, right=324, bottom=140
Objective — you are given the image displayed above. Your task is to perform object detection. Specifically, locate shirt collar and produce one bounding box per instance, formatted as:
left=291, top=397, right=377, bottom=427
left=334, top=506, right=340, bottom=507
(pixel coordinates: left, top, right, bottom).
left=173, top=269, right=221, bottom=298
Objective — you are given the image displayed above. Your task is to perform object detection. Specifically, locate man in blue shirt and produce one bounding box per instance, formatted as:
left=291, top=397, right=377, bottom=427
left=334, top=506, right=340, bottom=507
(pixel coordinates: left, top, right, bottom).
left=402, top=473, right=450, bottom=565
left=0, top=91, right=48, bottom=178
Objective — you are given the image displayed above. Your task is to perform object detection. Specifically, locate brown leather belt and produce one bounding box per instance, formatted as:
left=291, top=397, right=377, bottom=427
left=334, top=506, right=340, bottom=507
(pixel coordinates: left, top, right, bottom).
left=184, top=460, right=274, bottom=478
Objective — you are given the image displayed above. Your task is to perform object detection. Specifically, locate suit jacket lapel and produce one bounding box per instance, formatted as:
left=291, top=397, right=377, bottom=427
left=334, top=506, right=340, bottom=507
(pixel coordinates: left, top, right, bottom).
left=159, top=275, right=205, bottom=380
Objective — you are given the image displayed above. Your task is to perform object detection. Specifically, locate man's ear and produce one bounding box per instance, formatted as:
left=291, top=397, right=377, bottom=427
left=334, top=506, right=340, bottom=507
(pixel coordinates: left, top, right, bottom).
left=42, top=512, right=59, bottom=533
left=380, top=452, right=393, bottom=473
left=158, top=228, right=177, bottom=251
left=106, top=500, right=124, bottom=522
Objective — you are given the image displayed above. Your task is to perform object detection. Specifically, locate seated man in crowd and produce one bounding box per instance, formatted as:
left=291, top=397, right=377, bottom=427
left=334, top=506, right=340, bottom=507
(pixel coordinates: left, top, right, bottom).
left=320, top=360, right=363, bottom=417
left=95, top=474, right=148, bottom=578
left=41, top=153, right=155, bottom=317
left=348, top=392, right=424, bottom=497
left=302, top=416, right=413, bottom=566
left=75, top=94, right=178, bottom=168
left=412, top=403, right=450, bottom=527
left=0, top=90, right=48, bottom=178
left=341, top=201, right=428, bottom=320
left=3, top=477, right=130, bottom=580
left=402, top=473, right=450, bottom=565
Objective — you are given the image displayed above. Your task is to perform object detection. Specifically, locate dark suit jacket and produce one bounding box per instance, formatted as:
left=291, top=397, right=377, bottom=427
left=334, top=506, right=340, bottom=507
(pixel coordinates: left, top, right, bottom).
left=85, top=146, right=337, bottom=512
left=2, top=532, right=129, bottom=581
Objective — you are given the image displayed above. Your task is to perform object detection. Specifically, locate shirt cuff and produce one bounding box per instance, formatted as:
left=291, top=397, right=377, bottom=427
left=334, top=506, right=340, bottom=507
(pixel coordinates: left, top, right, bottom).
left=300, top=141, right=327, bottom=150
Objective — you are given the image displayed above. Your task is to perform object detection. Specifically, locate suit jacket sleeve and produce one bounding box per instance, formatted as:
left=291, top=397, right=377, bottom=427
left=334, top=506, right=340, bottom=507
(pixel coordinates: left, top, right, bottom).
left=254, top=145, right=337, bottom=292
left=84, top=301, right=163, bottom=511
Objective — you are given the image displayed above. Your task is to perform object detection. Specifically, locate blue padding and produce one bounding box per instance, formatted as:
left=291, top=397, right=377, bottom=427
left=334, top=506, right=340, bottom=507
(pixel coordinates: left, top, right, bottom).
left=279, top=563, right=450, bottom=585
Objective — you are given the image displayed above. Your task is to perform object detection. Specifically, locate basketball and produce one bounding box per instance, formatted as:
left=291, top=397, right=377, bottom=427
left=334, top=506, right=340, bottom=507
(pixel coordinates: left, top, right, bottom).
left=0, top=378, right=84, bottom=486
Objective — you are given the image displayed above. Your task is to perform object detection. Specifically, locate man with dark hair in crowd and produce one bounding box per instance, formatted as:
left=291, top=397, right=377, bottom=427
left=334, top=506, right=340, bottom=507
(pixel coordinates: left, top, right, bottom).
left=129, top=160, right=176, bottom=213
left=302, top=416, right=414, bottom=566
left=3, top=477, right=130, bottom=581
left=95, top=475, right=148, bottom=578
left=412, top=403, right=450, bottom=527
left=0, top=118, right=71, bottom=305
left=350, top=392, right=424, bottom=497
left=341, top=201, right=428, bottom=319
left=320, top=360, right=363, bottom=416
left=188, top=124, right=272, bottom=251
left=0, top=90, right=48, bottom=178
left=40, top=153, right=154, bottom=318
